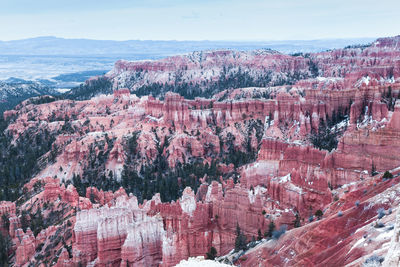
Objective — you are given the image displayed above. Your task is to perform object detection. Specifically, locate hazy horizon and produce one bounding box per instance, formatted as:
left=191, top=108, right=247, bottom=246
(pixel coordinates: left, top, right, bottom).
left=1, top=0, right=399, bottom=41
left=0, top=35, right=382, bottom=43
left=0, top=36, right=378, bottom=81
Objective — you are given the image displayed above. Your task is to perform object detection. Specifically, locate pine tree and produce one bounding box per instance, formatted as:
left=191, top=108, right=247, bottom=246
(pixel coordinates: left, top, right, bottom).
left=0, top=232, right=11, bottom=266
left=315, top=209, right=323, bottom=220
left=206, top=246, right=217, bottom=260
left=293, top=213, right=301, bottom=228
left=234, top=223, right=247, bottom=252
left=265, top=220, right=276, bottom=238
left=383, top=171, right=393, bottom=179
left=257, top=229, right=262, bottom=240
left=1, top=213, right=9, bottom=232
left=371, top=162, right=377, bottom=176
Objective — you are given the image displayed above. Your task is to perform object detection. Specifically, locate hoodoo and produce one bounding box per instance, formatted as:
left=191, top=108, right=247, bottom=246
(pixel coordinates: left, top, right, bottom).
left=2, top=35, right=400, bottom=266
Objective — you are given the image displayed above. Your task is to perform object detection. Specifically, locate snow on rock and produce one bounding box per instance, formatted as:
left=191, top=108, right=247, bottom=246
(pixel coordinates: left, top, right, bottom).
left=121, top=214, right=166, bottom=266
left=248, top=186, right=267, bottom=204
left=275, top=173, right=291, bottom=183
left=383, top=209, right=400, bottom=266
left=179, top=187, right=197, bottom=216
left=205, top=181, right=223, bottom=203
left=174, top=256, right=232, bottom=267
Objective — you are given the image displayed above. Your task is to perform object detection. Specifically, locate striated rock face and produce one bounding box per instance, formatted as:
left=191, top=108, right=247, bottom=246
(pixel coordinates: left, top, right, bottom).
left=96, top=209, right=134, bottom=266
left=241, top=145, right=332, bottom=220
left=239, top=171, right=400, bottom=267
left=74, top=209, right=104, bottom=264
left=120, top=215, right=165, bottom=267
left=14, top=228, right=36, bottom=266
left=73, top=196, right=164, bottom=266
left=326, top=100, right=400, bottom=176
left=210, top=183, right=267, bottom=253
left=71, top=184, right=268, bottom=267
left=5, top=36, right=400, bottom=266
left=311, top=36, right=400, bottom=83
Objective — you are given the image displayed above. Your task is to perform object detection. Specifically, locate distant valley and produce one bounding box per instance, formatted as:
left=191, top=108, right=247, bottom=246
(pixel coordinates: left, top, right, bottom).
left=0, top=36, right=376, bottom=112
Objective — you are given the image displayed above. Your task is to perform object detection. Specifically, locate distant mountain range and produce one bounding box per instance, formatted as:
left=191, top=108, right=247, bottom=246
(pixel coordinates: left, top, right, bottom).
left=0, top=36, right=378, bottom=113
left=0, top=36, right=377, bottom=55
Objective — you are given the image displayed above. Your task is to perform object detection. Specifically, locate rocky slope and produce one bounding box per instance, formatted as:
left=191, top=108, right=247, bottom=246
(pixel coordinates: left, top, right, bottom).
left=234, top=167, right=400, bottom=266
left=1, top=36, right=400, bottom=266
left=67, top=36, right=400, bottom=101
left=66, top=49, right=314, bottom=99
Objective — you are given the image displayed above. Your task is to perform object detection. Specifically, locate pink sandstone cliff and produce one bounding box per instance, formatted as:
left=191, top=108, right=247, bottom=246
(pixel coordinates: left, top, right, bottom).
left=5, top=36, right=400, bottom=266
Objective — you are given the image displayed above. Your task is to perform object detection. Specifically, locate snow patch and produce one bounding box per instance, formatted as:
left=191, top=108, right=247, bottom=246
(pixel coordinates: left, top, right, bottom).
left=55, top=88, right=71, bottom=93
left=277, top=173, right=291, bottom=183
left=248, top=186, right=267, bottom=203
left=356, top=76, right=371, bottom=87
left=174, top=256, right=231, bottom=267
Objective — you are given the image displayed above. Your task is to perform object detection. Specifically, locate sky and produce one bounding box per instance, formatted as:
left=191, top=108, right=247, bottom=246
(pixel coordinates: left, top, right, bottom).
left=1, top=0, right=399, bottom=41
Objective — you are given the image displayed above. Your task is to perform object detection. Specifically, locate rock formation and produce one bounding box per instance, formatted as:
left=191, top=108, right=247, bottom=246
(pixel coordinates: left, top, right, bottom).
left=3, top=36, right=400, bottom=266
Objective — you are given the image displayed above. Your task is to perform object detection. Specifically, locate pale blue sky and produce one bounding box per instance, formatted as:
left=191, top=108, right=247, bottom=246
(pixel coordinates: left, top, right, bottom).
left=1, top=0, right=399, bottom=41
